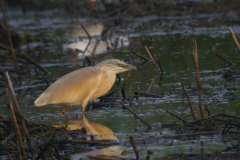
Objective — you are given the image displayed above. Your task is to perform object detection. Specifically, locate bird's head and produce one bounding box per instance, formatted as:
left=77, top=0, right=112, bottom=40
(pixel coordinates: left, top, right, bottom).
left=95, top=59, right=142, bottom=74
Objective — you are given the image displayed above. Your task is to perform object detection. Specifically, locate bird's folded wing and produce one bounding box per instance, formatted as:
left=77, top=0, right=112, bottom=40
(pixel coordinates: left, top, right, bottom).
left=34, top=67, right=102, bottom=106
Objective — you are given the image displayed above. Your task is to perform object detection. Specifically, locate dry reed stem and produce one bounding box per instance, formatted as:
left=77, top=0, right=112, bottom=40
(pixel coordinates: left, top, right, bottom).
left=166, top=110, right=187, bottom=123
left=147, top=71, right=158, bottom=93
left=18, top=52, right=48, bottom=74
left=0, top=52, right=10, bottom=58
left=121, top=61, right=135, bottom=99
left=0, top=43, right=48, bottom=74
left=6, top=71, right=35, bottom=159
left=157, top=59, right=164, bottom=74
left=122, top=61, right=135, bottom=88
left=193, top=40, right=204, bottom=118
left=0, top=140, right=12, bottom=160
left=0, top=0, right=21, bottom=80
left=4, top=149, right=12, bottom=160
left=176, top=111, right=198, bottom=122
left=0, top=113, right=6, bottom=119
left=204, top=104, right=211, bottom=116
left=229, top=28, right=240, bottom=52
left=130, top=136, right=139, bottom=159
left=201, top=141, right=204, bottom=154
left=44, top=135, right=55, bottom=160
left=144, top=46, right=158, bottom=70
left=226, top=109, right=235, bottom=116
left=132, top=50, right=150, bottom=61
left=215, top=53, right=233, bottom=66
left=182, top=112, right=225, bottom=127
left=159, top=73, right=163, bottom=86
left=6, top=88, right=27, bottom=160
left=194, top=103, right=202, bottom=120
left=0, top=20, right=7, bottom=31
left=180, top=80, right=185, bottom=92
left=81, top=24, right=93, bottom=56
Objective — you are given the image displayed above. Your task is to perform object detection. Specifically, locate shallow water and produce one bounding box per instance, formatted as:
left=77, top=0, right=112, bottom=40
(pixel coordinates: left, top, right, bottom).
left=1, top=9, right=240, bottom=159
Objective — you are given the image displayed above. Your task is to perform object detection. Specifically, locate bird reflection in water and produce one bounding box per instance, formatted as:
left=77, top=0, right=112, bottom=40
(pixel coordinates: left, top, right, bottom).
left=56, top=114, right=117, bottom=140
left=55, top=115, right=126, bottom=158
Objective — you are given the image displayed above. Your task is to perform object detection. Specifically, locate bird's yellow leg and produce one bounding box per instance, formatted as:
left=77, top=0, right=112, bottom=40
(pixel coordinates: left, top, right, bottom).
left=82, top=102, right=88, bottom=116
left=61, top=106, right=68, bottom=114
left=82, top=107, right=85, bottom=116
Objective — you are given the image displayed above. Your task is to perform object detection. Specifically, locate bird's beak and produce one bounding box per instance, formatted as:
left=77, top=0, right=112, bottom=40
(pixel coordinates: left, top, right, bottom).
left=122, top=64, right=144, bottom=70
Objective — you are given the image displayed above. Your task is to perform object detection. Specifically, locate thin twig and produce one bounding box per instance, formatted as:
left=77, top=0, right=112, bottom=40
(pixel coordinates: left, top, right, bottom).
left=0, top=142, right=12, bottom=160
left=180, top=80, right=185, bottom=92
left=226, top=109, right=235, bottom=116
left=215, top=53, right=233, bottom=66
left=201, top=141, right=204, bottom=154
left=121, top=61, right=135, bottom=99
left=166, top=110, right=187, bottom=123
left=157, top=59, right=164, bottom=74
left=44, top=135, right=55, bottom=160
left=81, top=24, right=91, bottom=41
left=0, top=20, right=7, bottom=31
left=81, top=24, right=92, bottom=56
left=91, top=39, right=100, bottom=56
left=121, top=67, right=133, bottom=87
left=159, top=74, right=163, bottom=86
left=186, top=93, right=196, bottom=120
left=17, top=52, right=48, bottom=75
left=229, top=28, right=240, bottom=52
left=147, top=70, right=158, bottom=93
left=132, top=50, right=150, bottom=61
left=204, top=104, right=211, bottom=116
left=183, top=112, right=225, bottom=126
left=0, top=113, right=6, bottom=119
left=121, top=102, right=152, bottom=130
left=176, top=112, right=198, bottom=122
left=194, top=103, right=202, bottom=120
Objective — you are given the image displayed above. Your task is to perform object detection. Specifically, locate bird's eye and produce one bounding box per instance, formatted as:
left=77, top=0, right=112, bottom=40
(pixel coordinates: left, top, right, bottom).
left=117, top=63, right=121, bottom=67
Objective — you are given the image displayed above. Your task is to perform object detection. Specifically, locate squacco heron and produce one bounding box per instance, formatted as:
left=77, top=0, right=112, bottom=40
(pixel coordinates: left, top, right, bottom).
left=34, top=59, right=141, bottom=115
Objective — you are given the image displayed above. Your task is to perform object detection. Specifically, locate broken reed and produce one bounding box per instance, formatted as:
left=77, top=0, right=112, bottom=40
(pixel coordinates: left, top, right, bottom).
left=6, top=88, right=27, bottom=160
left=144, top=46, right=158, bottom=70
left=130, top=136, right=139, bottom=159
left=229, top=28, right=240, bottom=53
left=144, top=46, right=164, bottom=92
left=193, top=40, right=204, bottom=119
left=6, top=72, right=35, bottom=159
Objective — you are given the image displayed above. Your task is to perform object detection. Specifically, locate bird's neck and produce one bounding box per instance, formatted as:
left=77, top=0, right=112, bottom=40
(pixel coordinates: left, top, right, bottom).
left=98, top=66, right=118, bottom=74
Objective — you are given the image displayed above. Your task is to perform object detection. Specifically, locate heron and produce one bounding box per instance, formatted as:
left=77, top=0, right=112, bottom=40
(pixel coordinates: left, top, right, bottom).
left=34, top=59, right=141, bottom=115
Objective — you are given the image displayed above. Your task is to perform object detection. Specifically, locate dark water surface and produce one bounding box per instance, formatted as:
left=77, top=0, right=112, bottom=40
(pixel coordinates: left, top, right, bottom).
left=1, top=10, right=240, bottom=159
